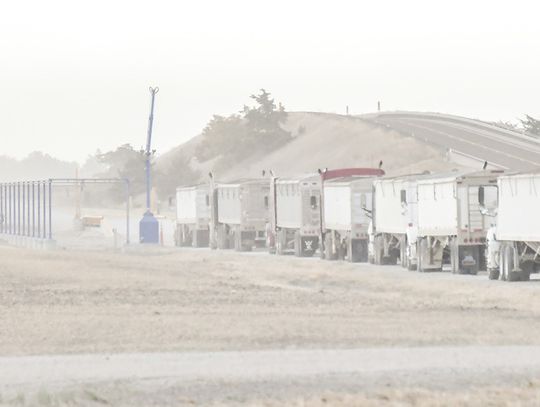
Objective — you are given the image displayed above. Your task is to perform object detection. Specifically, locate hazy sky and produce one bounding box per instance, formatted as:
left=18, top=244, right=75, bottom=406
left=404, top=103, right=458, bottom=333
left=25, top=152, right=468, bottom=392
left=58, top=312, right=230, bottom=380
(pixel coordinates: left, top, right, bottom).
left=1, top=0, right=539, bottom=163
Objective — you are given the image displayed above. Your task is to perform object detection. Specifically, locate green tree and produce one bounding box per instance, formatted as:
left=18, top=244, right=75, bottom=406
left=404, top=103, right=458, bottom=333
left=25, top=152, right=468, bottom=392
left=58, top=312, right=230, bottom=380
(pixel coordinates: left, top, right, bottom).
left=241, top=89, right=290, bottom=152
left=97, top=144, right=147, bottom=199
left=195, top=89, right=291, bottom=166
left=195, top=114, right=246, bottom=162
left=520, top=115, right=540, bottom=137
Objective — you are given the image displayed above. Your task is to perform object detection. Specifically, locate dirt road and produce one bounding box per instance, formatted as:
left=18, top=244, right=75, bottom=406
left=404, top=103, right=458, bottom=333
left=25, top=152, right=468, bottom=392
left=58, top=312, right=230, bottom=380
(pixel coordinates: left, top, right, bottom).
left=3, top=346, right=540, bottom=406
left=2, top=245, right=540, bottom=405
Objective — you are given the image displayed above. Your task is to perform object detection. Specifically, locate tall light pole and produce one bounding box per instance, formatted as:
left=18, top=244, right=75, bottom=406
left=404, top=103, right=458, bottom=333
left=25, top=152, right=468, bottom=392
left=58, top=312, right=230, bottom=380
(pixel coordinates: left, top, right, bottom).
left=139, top=86, right=160, bottom=244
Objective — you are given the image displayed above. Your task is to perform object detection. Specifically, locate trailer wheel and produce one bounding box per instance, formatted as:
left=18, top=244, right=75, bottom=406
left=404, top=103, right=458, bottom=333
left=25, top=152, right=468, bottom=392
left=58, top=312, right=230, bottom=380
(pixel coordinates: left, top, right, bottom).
left=417, top=238, right=426, bottom=272
left=324, top=233, right=337, bottom=261
left=294, top=232, right=301, bottom=257
left=216, top=225, right=228, bottom=250
left=502, top=244, right=520, bottom=282
left=399, top=235, right=407, bottom=268
left=319, top=234, right=326, bottom=259
left=386, top=249, right=399, bottom=265
left=519, top=269, right=531, bottom=281
left=499, top=244, right=507, bottom=281
left=519, top=261, right=533, bottom=281
left=373, top=235, right=383, bottom=265
left=488, top=268, right=500, bottom=280
left=276, top=230, right=285, bottom=255
left=449, top=238, right=459, bottom=274
left=349, top=239, right=367, bottom=263
left=406, top=257, right=417, bottom=271
left=336, top=242, right=346, bottom=261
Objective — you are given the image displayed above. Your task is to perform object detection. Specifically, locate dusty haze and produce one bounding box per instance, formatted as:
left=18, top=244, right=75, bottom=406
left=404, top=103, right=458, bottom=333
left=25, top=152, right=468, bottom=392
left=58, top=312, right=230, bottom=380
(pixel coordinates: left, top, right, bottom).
left=1, top=0, right=540, bottom=163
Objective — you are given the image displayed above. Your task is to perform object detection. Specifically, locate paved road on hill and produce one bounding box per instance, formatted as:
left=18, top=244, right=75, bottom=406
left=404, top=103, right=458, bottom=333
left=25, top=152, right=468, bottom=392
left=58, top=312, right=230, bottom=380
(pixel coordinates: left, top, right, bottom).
left=368, top=112, right=540, bottom=170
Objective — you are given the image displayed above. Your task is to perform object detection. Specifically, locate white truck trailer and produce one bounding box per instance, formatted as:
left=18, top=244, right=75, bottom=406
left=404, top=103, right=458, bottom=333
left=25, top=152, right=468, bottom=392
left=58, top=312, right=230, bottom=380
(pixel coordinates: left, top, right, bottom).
left=320, top=168, right=385, bottom=262
left=371, top=174, right=430, bottom=269
left=487, top=172, right=540, bottom=281
left=211, top=179, right=269, bottom=251
left=175, top=185, right=211, bottom=247
left=415, top=170, right=501, bottom=274
left=269, top=174, right=322, bottom=257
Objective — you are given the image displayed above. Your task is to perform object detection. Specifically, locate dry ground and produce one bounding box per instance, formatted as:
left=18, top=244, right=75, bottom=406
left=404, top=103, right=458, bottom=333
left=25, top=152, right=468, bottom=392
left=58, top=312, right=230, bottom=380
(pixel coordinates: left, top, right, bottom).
left=2, top=245, right=540, bottom=405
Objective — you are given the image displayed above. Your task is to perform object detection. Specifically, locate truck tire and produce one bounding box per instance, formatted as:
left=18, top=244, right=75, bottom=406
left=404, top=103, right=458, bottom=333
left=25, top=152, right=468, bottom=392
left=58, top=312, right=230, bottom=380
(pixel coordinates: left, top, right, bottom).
left=359, top=239, right=368, bottom=263
left=399, top=236, right=407, bottom=268
left=449, top=238, right=459, bottom=274
left=319, top=234, right=326, bottom=259
left=386, top=249, right=399, bottom=265
left=178, top=225, right=191, bottom=247
left=406, top=241, right=417, bottom=270
left=374, top=235, right=383, bottom=265
left=499, top=244, right=507, bottom=281
left=337, top=244, right=346, bottom=260
left=349, top=239, right=367, bottom=263
left=502, top=245, right=520, bottom=282
left=417, top=238, right=425, bottom=272
left=406, top=257, right=417, bottom=271
left=217, top=225, right=230, bottom=250
left=234, top=231, right=253, bottom=252
left=519, top=270, right=531, bottom=281
left=324, top=233, right=337, bottom=261
left=294, top=232, right=301, bottom=257
left=209, top=228, right=218, bottom=250
left=519, top=261, right=534, bottom=281
left=488, top=268, right=500, bottom=280
left=276, top=229, right=285, bottom=255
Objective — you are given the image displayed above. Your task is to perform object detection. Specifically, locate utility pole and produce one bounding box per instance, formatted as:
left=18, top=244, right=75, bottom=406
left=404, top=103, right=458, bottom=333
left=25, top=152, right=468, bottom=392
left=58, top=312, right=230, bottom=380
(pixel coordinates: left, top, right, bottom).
left=139, top=86, right=160, bottom=244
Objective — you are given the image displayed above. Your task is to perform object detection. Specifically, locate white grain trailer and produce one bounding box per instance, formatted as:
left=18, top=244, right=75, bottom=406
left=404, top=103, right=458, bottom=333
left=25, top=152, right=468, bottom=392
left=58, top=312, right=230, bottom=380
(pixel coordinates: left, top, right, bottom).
left=372, top=174, right=429, bottom=269
left=320, top=168, right=385, bottom=262
left=269, top=174, right=321, bottom=257
left=213, top=179, right=269, bottom=251
left=416, top=170, right=501, bottom=274
left=175, top=185, right=210, bottom=247
left=487, top=172, right=540, bottom=281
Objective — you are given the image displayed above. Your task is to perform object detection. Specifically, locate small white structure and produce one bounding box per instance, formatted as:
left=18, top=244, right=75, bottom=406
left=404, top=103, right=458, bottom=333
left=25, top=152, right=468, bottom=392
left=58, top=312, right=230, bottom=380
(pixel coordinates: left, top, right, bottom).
left=488, top=172, right=540, bottom=281
left=415, top=170, right=501, bottom=274
left=175, top=184, right=211, bottom=247
left=213, top=179, right=269, bottom=251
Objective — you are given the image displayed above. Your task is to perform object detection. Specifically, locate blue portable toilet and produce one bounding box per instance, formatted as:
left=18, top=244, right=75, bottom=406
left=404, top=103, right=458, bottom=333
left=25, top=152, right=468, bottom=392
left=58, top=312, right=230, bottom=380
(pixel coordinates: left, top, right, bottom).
left=139, top=210, right=159, bottom=243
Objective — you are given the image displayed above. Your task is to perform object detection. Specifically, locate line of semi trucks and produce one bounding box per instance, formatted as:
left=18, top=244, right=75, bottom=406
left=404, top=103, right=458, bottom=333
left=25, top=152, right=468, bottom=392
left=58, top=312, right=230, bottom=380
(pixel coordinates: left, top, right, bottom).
left=175, top=168, right=538, bottom=282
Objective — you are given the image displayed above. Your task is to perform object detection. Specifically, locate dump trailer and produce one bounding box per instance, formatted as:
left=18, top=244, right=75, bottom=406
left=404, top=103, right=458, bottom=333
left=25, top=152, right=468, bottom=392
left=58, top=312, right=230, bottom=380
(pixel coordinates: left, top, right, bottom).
left=372, top=174, right=430, bottom=269
left=416, top=170, right=501, bottom=274
left=212, top=179, right=269, bottom=251
left=320, top=168, right=385, bottom=262
left=175, top=185, right=211, bottom=247
left=487, top=172, right=540, bottom=281
left=269, top=174, right=321, bottom=257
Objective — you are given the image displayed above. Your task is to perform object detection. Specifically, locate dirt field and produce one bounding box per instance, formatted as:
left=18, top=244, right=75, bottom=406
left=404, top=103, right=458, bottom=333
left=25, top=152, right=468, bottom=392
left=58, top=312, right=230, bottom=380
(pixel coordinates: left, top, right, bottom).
left=2, top=244, right=540, bottom=405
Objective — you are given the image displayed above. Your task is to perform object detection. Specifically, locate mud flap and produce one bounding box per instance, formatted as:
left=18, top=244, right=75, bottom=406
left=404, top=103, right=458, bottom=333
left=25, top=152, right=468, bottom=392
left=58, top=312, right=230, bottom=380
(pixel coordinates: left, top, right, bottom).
left=297, top=236, right=319, bottom=257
